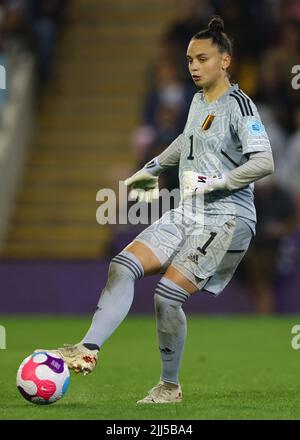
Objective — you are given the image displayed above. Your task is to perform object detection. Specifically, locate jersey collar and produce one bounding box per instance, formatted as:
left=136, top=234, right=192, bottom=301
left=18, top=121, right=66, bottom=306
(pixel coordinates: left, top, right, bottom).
left=198, top=83, right=239, bottom=104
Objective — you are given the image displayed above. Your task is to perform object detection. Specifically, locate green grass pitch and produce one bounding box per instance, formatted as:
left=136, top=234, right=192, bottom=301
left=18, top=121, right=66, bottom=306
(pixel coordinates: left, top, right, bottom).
left=0, top=314, right=300, bottom=420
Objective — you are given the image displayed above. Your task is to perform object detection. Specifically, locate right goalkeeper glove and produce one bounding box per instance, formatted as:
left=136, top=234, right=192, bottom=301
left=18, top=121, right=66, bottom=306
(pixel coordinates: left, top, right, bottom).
left=124, top=158, right=161, bottom=203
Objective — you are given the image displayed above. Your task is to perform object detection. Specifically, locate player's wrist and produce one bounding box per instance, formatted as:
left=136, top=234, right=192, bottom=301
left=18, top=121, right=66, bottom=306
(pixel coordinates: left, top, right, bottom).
left=143, top=157, right=163, bottom=177
left=209, top=173, right=227, bottom=191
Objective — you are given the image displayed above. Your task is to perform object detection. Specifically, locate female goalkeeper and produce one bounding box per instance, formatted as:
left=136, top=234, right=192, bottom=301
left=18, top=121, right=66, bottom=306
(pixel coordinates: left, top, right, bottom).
left=41, top=16, right=274, bottom=403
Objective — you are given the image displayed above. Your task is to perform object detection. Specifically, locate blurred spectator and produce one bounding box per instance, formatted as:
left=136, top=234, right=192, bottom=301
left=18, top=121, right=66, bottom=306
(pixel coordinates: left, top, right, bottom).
left=0, top=0, right=68, bottom=94
left=26, top=0, right=67, bottom=87
left=141, top=104, right=182, bottom=192
left=279, top=0, right=300, bottom=24
left=165, top=0, right=215, bottom=53
left=143, top=60, right=193, bottom=129
left=215, top=0, right=276, bottom=60
left=0, top=0, right=28, bottom=54
left=239, top=178, right=298, bottom=314
left=256, top=104, right=289, bottom=183
left=284, top=107, right=300, bottom=196
left=254, top=22, right=300, bottom=132
left=163, top=0, right=216, bottom=82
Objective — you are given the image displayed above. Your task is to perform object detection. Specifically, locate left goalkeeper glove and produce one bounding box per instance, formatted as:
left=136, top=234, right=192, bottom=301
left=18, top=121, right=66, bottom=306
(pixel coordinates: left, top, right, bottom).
left=182, top=171, right=227, bottom=198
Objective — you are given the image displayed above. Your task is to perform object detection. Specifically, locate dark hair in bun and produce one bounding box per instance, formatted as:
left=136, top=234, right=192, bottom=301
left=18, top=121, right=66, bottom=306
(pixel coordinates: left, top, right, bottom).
left=208, top=16, right=225, bottom=34
left=192, top=16, right=232, bottom=56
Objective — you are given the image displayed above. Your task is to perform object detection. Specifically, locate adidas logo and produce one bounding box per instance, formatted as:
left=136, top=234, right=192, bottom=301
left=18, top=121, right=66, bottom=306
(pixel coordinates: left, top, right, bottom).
left=187, top=254, right=199, bottom=264
left=159, top=347, right=175, bottom=355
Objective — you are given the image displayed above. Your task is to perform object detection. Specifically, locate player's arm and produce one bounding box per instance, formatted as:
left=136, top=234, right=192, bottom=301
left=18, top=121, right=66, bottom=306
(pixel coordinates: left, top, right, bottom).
left=225, top=96, right=274, bottom=190
left=125, top=95, right=198, bottom=202
left=124, top=134, right=183, bottom=202
left=222, top=150, right=274, bottom=190
left=183, top=97, right=274, bottom=194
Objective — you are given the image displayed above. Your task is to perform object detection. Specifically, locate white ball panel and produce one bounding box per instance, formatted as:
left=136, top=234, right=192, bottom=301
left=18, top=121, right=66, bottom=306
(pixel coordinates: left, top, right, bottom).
left=48, top=352, right=63, bottom=360
left=20, top=380, right=37, bottom=396
left=35, top=364, right=54, bottom=381
left=33, top=353, right=48, bottom=364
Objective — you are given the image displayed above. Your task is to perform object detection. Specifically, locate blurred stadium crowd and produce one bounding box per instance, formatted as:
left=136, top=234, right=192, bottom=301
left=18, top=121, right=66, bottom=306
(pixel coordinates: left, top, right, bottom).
left=0, top=0, right=300, bottom=314
left=0, top=0, right=67, bottom=92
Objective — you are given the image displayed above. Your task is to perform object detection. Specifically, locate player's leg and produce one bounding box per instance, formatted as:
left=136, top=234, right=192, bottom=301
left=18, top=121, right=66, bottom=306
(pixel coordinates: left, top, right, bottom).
left=80, top=241, right=161, bottom=349
left=137, top=266, right=198, bottom=404
left=82, top=207, right=187, bottom=385
left=36, top=241, right=162, bottom=375
left=36, top=207, right=186, bottom=375
left=137, top=218, right=240, bottom=403
left=150, top=218, right=237, bottom=391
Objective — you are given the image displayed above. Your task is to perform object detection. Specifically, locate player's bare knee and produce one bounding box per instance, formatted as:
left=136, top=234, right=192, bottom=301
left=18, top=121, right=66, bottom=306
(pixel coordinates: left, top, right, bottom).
left=124, top=240, right=162, bottom=275
left=163, top=266, right=199, bottom=295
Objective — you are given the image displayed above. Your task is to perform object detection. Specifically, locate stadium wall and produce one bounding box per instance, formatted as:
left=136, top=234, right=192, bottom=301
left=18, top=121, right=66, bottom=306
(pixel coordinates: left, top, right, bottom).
left=0, top=258, right=299, bottom=314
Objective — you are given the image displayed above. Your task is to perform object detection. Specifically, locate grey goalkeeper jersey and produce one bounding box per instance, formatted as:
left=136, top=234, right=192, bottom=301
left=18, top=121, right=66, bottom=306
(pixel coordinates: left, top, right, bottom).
left=157, top=83, right=272, bottom=226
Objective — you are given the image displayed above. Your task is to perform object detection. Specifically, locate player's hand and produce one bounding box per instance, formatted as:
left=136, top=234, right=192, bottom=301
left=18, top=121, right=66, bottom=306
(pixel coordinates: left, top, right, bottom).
left=124, top=170, right=159, bottom=203
left=182, top=171, right=227, bottom=197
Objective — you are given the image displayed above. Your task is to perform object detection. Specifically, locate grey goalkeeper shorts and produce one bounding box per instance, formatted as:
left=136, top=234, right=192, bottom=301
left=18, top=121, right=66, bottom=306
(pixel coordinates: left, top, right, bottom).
left=133, top=205, right=254, bottom=295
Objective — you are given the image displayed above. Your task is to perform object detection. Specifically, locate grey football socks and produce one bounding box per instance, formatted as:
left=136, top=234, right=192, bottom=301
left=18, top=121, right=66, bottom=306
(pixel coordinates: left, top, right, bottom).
left=81, top=250, right=189, bottom=387
left=154, top=277, right=190, bottom=385
left=81, top=250, right=144, bottom=348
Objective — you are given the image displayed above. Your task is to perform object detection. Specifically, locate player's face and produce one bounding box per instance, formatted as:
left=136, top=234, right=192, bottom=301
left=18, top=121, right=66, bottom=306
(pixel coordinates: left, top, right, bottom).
left=186, top=39, right=230, bottom=88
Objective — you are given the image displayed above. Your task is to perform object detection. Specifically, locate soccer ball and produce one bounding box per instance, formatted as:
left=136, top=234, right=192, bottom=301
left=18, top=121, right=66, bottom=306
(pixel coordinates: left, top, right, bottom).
left=16, top=351, right=70, bottom=405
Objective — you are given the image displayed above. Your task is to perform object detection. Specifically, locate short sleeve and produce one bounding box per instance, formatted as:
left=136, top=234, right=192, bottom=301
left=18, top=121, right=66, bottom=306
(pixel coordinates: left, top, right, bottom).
left=230, top=93, right=272, bottom=156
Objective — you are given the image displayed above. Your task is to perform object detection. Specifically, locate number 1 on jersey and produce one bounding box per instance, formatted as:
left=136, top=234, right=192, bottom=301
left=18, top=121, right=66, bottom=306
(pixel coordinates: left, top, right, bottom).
left=197, top=232, right=217, bottom=256
left=187, top=135, right=194, bottom=160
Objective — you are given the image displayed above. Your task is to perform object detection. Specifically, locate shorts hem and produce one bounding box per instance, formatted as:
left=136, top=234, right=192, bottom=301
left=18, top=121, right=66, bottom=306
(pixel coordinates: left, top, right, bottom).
left=133, top=239, right=170, bottom=269
left=202, top=288, right=218, bottom=297
left=171, top=262, right=208, bottom=290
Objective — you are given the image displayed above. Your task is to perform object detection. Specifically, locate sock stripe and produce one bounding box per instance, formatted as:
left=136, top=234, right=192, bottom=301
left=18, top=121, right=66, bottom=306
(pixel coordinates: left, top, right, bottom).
left=157, top=281, right=189, bottom=297
left=156, top=289, right=188, bottom=304
left=156, top=287, right=189, bottom=303
left=155, top=291, right=186, bottom=304
left=156, top=285, right=188, bottom=301
left=116, top=253, right=143, bottom=276
left=156, top=282, right=189, bottom=300
left=111, top=257, right=140, bottom=279
left=112, top=254, right=143, bottom=279
left=159, top=280, right=190, bottom=297
left=112, top=257, right=141, bottom=279
left=112, top=255, right=141, bottom=276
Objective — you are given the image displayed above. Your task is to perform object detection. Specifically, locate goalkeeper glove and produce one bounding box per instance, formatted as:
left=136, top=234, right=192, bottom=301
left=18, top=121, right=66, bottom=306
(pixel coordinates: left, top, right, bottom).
left=124, top=159, right=161, bottom=203
left=182, top=171, right=227, bottom=198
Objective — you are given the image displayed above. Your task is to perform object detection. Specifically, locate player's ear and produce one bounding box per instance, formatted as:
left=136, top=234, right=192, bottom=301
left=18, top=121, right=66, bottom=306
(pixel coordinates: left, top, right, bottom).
left=221, top=53, right=231, bottom=70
